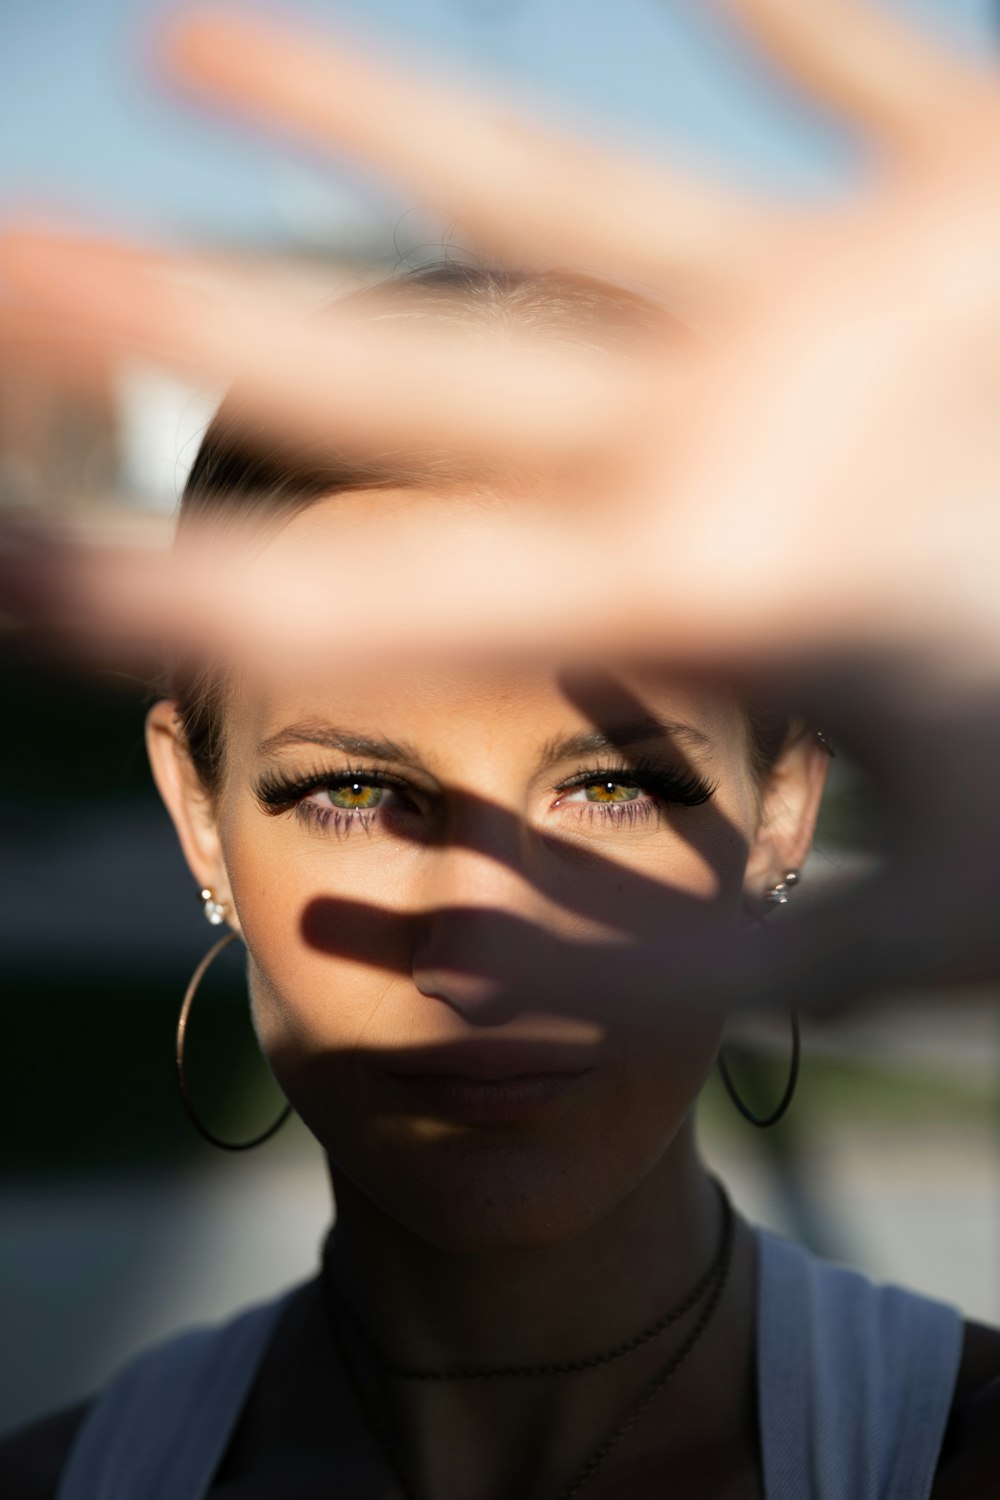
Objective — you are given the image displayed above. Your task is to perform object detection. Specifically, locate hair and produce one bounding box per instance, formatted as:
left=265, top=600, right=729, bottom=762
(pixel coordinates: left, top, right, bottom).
left=171, top=262, right=787, bottom=788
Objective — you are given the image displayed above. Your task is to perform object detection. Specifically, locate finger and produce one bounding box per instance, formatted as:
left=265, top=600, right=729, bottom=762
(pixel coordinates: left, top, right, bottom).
left=0, top=483, right=931, bottom=676
left=0, top=304, right=113, bottom=392
left=0, top=304, right=117, bottom=509
left=718, top=0, right=996, bottom=156
left=0, top=499, right=645, bottom=682
left=0, top=515, right=178, bottom=675
left=0, top=231, right=645, bottom=466
left=164, top=7, right=772, bottom=302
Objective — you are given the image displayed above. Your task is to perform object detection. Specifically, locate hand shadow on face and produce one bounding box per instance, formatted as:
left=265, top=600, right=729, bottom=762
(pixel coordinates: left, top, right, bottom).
left=296, top=657, right=1000, bottom=1036
left=299, top=671, right=750, bottom=1038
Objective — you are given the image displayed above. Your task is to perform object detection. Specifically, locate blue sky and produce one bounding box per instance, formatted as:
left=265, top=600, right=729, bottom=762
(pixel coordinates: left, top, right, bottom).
left=0, top=0, right=996, bottom=248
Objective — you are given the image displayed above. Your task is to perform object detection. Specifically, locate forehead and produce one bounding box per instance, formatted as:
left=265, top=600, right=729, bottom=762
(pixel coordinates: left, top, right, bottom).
left=241, top=661, right=739, bottom=759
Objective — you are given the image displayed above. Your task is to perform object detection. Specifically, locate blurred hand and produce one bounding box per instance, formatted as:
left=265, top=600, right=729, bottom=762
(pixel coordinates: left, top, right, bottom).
left=4, top=0, right=1000, bottom=664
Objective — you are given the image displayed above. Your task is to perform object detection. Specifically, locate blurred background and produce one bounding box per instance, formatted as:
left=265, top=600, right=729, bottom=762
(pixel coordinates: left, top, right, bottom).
left=1, top=0, right=998, bottom=1437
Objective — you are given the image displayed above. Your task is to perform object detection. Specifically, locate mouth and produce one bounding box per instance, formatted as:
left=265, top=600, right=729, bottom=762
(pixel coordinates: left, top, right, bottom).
left=384, top=1070, right=591, bottom=1125
left=381, top=1043, right=595, bottom=1125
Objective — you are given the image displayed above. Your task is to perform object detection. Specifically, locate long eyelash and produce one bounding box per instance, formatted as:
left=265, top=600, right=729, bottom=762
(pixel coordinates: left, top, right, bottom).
left=253, top=763, right=408, bottom=816
left=296, top=802, right=377, bottom=839
left=252, top=757, right=716, bottom=840
left=556, top=759, right=718, bottom=810
left=576, top=798, right=665, bottom=831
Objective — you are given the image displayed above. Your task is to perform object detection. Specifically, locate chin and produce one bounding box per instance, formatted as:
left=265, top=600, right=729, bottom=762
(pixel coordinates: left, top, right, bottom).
left=291, top=1060, right=685, bottom=1253
left=331, top=1123, right=653, bottom=1254
left=362, top=1168, right=606, bottom=1253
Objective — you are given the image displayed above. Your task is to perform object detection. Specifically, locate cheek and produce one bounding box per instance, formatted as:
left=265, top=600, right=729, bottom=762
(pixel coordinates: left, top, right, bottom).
left=221, top=814, right=416, bottom=1063
left=685, top=778, right=759, bottom=910
left=581, top=805, right=755, bottom=941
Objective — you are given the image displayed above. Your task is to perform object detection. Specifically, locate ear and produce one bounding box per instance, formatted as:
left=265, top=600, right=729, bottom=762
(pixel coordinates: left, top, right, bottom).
left=146, top=700, right=237, bottom=928
left=743, top=727, right=830, bottom=902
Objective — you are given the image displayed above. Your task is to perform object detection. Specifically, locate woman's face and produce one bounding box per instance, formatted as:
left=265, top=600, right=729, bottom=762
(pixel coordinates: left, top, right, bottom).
left=152, top=491, right=825, bottom=1252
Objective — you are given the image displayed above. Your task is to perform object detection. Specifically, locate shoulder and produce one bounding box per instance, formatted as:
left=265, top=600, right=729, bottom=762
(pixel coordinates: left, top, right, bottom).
left=0, top=1289, right=299, bottom=1500
left=932, top=1319, right=1000, bottom=1499
left=0, top=1402, right=91, bottom=1500
left=756, top=1228, right=996, bottom=1498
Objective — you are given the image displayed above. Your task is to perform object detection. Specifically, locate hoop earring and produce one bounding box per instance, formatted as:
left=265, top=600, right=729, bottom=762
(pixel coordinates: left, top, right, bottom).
left=717, top=1009, right=800, bottom=1128
left=176, top=930, right=292, bottom=1152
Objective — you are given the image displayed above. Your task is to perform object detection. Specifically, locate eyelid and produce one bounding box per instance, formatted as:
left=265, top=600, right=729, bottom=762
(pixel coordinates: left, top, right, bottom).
left=554, top=761, right=689, bottom=791
left=321, top=769, right=409, bottom=789
left=555, top=766, right=646, bottom=791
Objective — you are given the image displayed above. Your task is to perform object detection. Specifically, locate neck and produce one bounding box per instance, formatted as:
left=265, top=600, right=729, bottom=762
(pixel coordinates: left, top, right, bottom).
left=320, top=1126, right=758, bottom=1500
left=325, top=1121, right=722, bottom=1373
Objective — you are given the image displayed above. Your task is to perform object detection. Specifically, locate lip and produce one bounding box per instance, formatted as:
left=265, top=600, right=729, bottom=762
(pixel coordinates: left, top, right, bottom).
left=385, top=1070, right=591, bottom=1125
left=382, top=1042, right=596, bottom=1083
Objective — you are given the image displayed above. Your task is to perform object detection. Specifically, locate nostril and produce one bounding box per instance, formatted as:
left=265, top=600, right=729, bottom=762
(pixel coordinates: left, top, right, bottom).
left=410, top=901, right=547, bottom=1022
left=412, top=962, right=507, bottom=1013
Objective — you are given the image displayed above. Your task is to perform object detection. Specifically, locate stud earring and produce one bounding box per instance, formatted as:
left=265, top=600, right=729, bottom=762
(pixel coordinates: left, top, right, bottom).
left=765, top=869, right=800, bottom=906
left=200, top=888, right=228, bottom=926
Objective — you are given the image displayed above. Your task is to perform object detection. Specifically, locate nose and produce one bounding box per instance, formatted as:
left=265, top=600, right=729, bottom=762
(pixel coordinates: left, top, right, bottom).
left=411, top=839, right=561, bottom=1024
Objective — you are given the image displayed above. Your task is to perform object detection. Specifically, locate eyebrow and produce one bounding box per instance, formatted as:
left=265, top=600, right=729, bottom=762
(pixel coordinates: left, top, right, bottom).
left=537, top=717, right=712, bottom=771
left=256, top=721, right=424, bottom=764
left=257, top=713, right=712, bottom=771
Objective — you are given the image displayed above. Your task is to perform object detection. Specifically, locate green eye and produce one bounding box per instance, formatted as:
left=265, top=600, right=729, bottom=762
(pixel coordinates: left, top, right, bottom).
left=584, top=780, right=640, bottom=804
left=327, top=782, right=384, bottom=811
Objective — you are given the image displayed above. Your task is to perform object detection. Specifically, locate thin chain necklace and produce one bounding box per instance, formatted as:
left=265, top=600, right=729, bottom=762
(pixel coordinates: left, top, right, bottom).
left=327, top=1183, right=732, bottom=1382
left=321, top=1186, right=734, bottom=1500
